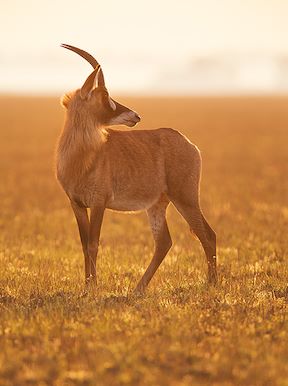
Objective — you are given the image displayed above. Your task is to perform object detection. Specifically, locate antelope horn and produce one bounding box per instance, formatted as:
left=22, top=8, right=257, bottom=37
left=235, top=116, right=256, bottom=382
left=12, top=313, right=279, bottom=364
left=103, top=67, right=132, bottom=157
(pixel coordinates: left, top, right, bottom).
left=61, top=43, right=106, bottom=87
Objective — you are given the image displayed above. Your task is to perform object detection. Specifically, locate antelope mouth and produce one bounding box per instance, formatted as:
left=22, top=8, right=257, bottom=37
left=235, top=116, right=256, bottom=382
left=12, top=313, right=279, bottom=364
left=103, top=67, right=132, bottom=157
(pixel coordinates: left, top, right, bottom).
left=108, top=112, right=141, bottom=127
left=122, top=114, right=141, bottom=127
left=124, top=119, right=140, bottom=127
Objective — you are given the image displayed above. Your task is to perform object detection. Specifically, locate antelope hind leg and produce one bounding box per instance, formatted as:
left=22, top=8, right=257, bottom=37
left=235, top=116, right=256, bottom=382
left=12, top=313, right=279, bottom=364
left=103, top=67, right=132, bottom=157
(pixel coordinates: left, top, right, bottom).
left=134, top=197, right=172, bottom=293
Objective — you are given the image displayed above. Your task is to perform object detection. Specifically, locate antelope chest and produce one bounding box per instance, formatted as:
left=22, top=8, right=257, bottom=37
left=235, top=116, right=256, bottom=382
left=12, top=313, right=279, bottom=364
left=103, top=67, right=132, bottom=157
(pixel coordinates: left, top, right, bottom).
left=58, top=171, right=103, bottom=209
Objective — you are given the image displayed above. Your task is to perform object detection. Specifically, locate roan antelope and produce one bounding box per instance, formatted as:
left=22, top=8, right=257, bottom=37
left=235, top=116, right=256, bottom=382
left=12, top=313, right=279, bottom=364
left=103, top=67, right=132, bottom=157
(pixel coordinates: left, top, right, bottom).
left=56, top=44, right=217, bottom=292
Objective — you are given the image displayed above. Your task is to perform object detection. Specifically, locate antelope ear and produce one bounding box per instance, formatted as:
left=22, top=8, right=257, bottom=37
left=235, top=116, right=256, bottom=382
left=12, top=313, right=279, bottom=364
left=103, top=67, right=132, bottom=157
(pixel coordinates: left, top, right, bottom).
left=80, top=66, right=100, bottom=99
left=97, top=68, right=106, bottom=88
left=61, top=93, right=72, bottom=109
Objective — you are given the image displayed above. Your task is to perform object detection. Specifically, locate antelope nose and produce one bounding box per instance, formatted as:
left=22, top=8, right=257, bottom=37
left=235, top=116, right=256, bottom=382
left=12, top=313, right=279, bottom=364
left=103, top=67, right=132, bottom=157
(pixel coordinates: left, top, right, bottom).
left=135, top=113, right=141, bottom=122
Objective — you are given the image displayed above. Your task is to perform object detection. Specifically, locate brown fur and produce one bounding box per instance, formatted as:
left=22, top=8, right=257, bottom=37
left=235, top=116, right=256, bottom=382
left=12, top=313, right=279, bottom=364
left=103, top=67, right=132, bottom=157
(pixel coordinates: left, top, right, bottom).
left=56, top=66, right=217, bottom=291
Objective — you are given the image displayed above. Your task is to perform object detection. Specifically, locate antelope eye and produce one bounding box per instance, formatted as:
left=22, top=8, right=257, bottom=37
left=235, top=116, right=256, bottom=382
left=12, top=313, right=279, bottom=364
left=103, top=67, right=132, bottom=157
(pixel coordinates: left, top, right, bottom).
left=102, top=92, right=110, bottom=103
left=101, top=92, right=109, bottom=103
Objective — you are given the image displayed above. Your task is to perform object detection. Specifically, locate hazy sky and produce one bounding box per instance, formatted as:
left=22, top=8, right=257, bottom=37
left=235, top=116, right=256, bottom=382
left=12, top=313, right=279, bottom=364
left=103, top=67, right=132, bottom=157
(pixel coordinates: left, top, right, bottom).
left=1, top=0, right=288, bottom=94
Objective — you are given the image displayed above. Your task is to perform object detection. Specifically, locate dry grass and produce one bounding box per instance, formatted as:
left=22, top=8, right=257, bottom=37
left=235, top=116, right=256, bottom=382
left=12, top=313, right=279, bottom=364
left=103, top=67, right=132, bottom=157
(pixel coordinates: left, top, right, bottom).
left=0, top=95, right=288, bottom=385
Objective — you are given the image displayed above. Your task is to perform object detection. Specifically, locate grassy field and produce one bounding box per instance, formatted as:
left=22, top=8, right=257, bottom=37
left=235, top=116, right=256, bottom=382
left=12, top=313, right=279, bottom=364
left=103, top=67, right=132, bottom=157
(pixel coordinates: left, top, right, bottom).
left=0, top=95, right=288, bottom=385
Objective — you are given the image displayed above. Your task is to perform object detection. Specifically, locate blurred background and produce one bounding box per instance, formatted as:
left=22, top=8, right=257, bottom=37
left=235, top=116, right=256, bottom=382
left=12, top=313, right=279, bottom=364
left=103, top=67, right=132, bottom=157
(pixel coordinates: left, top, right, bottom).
left=1, top=3, right=288, bottom=384
left=1, top=0, right=288, bottom=96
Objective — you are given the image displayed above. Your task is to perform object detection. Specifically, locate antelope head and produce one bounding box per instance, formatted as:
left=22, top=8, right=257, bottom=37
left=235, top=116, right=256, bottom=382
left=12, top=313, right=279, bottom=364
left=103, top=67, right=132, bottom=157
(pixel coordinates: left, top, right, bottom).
left=61, top=44, right=141, bottom=128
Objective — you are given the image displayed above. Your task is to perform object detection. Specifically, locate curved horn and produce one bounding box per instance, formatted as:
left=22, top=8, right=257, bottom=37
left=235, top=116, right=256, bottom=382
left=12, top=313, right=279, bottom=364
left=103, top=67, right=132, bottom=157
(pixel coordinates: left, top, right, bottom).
left=61, top=43, right=106, bottom=87
left=80, top=66, right=100, bottom=99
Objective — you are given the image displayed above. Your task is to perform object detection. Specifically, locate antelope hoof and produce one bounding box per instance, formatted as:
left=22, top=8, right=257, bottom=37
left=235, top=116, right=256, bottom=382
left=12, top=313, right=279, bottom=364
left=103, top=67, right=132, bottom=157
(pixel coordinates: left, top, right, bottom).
left=133, top=283, right=146, bottom=296
left=208, top=271, right=218, bottom=286
left=85, top=275, right=97, bottom=288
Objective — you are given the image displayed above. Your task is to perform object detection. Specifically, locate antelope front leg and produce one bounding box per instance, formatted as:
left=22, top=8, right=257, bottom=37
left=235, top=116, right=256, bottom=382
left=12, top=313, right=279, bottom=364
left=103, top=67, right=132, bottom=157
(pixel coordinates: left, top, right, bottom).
left=70, top=201, right=90, bottom=282
left=88, top=205, right=105, bottom=285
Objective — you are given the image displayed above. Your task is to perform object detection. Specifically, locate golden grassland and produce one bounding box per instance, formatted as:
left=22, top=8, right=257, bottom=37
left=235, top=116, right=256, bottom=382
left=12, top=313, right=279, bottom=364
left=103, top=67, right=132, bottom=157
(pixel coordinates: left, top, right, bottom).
left=0, top=95, right=288, bottom=386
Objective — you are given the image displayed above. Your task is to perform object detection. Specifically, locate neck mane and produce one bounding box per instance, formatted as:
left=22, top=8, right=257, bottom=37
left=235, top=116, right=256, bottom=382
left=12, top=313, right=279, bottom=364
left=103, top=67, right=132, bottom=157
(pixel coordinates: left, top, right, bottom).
left=56, top=109, right=107, bottom=185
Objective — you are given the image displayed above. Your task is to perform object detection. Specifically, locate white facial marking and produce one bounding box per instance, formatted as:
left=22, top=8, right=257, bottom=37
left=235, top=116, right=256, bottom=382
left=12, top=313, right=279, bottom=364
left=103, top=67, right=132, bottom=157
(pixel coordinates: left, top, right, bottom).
left=109, top=98, right=116, bottom=111
left=108, top=111, right=139, bottom=127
